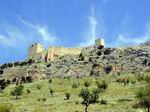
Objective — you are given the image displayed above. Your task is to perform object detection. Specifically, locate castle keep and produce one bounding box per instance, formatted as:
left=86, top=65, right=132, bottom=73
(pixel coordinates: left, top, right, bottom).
left=28, top=38, right=105, bottom=62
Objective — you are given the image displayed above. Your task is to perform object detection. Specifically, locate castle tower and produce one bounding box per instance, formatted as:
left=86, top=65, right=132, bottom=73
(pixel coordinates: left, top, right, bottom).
left=28, top=43, right=44, bottom=60
left=95, top=38, right=105, bottom=47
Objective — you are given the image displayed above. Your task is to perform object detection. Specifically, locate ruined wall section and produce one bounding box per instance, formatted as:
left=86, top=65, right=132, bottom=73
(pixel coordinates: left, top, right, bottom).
left=53, top=46, right=63, bottom=57
left=46, top=47, right=82, bottom=61
left=47, top=46, right=63, bottom=61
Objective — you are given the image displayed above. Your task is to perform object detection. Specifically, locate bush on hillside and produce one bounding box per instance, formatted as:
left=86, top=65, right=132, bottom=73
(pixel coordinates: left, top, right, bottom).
left=14, top=62, right=20, bottom=66
left=65, top=92, right=70, bottom=100
left=81, top=56, right=85, bottom=61
left=11, top=84, right=24, bottom=99
left=84, top=80, right=91, bottom=88
left=49, top=88, right=54, bottom=96
left=47, top=63, right=51, bottom=67
left=0, top=103, right=15, bottom=112
left=27, top=59, right=35, bottom=65
left=20, top=61, right=28, bottom=66
left=26, top=76, right=33, bottom=83
left=48, top=79, right=52, bottom=84
left=100, top=100, right=107, bottom=105
left=104, top=48, right=112, bottom=55
left=27, top=89, right=31, bottom=94
left=0, top=64, right=8, bottom=69
left=116, top=77, right=130, bottom=85
left=97, top=51, right=102, bottom=56
left=72, top=82, right=79, bottom=88
left=36, top=84, right=42, bottom=90
left=144, top=75, right=150, bottom=83
left=96, top=80, right=108, bottom=91
left=136, top=84, right=150, bottom=112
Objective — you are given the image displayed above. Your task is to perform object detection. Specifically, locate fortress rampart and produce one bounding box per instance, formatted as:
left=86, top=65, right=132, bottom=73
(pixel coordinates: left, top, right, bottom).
left=28, top=38, right=105, bottom=62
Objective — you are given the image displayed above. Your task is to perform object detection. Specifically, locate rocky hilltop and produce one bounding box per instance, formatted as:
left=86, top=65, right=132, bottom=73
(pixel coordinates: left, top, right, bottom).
left=0, top=41, right=150, bottom=87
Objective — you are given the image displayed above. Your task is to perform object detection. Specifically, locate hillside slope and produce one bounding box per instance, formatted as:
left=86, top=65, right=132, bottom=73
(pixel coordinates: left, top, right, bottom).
left=1, top=41, right=150, bottom=82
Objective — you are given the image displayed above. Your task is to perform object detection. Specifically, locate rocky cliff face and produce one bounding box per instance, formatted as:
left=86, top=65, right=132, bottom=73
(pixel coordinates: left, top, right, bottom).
left=1, top=42, right=150, bottom=84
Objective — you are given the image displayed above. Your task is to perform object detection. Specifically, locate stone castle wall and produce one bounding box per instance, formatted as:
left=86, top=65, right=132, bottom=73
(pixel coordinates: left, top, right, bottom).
left=47, top=47, right=82, bottom=61
left=28, top=38, right=105, bottom=62
left=28, top=44, right=82, bottom=62
left=62, top=48, right=82, bottom=55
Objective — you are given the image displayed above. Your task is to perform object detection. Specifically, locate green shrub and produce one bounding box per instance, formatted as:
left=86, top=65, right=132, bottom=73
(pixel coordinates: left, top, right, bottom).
left=27, top=59, right=35, bottom=65
left=27, top=89, right=31, bottom=94
left=47, top=63, right=51, bottom=67
left=97, top=51, right=102, bottom=56
left=48, top=79, right=52, bottom=84
left=42, top=98, right=46, bottom=102
left=79, top=53, right=83, bottom=57
left=84, top=81, right=91, bottom=88
left=96, top=80, right=108, bottom=91
left=0, top=63, right=8, bottom=69
left=49, top=88, right=54, bottom=96
left=116, top=77, right=130, bottom=85
left=64, top=76, right=71, bottom=80
left=81, top=56, right=85, bottom=61
left=75, top=101, right=79, bottom=105
left=90, top=88, right=100, bottom=103
left=36, top=84, right=42, bottom=90
left=65, top=92, right=70, bottom=100
left=26, top=76, right=33, bottom=83
left=137, top=75, right=144, bottom=82
left=20, top=61, right=28, bottom=66
left=144, top=75, right=150, bottom=83
left=0, top=103, right=15, bottom=112
left=100, top=100, right=107, bottom=105
left=7, top=63, right=13, bottom=67
left=72, top=82, right=79, bottom=88
left=136, top=84, right=150, bottom=112
left=37, top=98, right=41, bottom=101
left=118, top=98, right=132, bottom=102
left=11, top=84, right=24, bottom=99
left=131, top=79, right=136, bottom=84
left=14, top=62, right=20, bottom=66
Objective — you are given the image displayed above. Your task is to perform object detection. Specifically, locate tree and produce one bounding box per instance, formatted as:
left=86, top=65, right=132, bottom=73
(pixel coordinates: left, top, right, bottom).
left=79, top=88, right=91, bottom=112
left=136, top=84, right=150, bottom=112
left=11, top=85, right=24, bottom=99
left=79, top=88, right=100, bottom=112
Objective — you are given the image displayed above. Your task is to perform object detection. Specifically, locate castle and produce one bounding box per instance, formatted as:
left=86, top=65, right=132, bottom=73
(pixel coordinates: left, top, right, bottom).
left=28, top=38, right=105, bottom=62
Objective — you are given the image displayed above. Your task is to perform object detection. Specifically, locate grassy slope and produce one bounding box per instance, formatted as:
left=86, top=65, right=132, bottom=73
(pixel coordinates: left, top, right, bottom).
left=0, top=75, right=145, bottom=112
